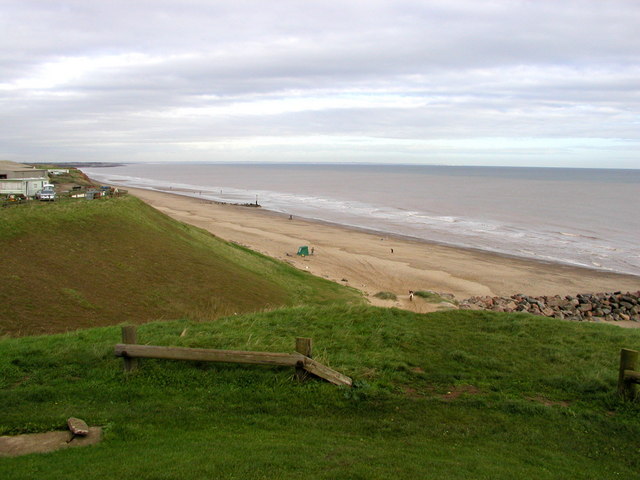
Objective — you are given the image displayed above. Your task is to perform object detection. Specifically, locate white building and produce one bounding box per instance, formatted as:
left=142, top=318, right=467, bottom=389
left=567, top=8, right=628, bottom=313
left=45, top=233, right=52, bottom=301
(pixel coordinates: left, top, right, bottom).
left=0, top=160, right=51, bottom=197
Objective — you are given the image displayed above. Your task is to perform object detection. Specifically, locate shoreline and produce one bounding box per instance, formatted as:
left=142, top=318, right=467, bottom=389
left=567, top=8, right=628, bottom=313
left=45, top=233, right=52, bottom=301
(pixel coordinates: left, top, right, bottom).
left=122, top=186, right=640, bottom=320
left=133, top=185, right=639, bottom=277
left=137, top=183, right=640, bottom=278
left=84, top=164, right=640, bottom=280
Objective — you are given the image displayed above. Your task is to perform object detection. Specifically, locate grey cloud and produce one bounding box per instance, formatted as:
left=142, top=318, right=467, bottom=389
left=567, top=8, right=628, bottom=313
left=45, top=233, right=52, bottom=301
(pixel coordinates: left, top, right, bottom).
left=1, top=0, right=639, bottom=166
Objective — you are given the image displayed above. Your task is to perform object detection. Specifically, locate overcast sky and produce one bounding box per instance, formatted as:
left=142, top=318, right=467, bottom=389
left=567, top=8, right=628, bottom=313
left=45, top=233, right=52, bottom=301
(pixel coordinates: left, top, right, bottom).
left=1, top=1, right=639, bottom=168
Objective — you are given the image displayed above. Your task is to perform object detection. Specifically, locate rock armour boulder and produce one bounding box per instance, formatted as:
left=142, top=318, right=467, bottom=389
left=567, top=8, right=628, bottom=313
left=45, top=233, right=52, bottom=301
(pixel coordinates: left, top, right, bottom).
left=459, top=291, right=640, bottom=322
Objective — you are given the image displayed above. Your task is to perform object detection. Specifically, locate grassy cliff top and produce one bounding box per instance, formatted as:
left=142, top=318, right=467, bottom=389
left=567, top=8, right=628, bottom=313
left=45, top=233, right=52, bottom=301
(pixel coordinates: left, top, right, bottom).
left=2, top=192, right=640, bottom=478
left=0, top=195, right=360, bottom=336
left=1, top=306, right=639, bottom=478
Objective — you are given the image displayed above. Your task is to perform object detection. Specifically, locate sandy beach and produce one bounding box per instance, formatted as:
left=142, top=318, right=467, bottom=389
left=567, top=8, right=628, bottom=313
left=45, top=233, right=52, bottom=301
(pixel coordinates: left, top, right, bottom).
left=125, top=187, right=640, bottom=317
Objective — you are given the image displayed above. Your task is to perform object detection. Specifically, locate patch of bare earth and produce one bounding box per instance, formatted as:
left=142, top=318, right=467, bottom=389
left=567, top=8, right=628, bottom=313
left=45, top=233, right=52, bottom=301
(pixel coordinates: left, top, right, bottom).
left=401, top=384, right=483, bottom=400
left=403, top=387, right=423, bottom=399
left=527, top=395, right=570, bottom=407
left=0, top=428, right=102, bottom=457
left=441, top=385, right=482, bottom=401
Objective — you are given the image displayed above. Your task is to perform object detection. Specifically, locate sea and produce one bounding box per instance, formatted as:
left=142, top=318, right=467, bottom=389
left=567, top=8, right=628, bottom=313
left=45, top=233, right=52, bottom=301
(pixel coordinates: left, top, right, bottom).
left=81, top=163, right=640, bottom=277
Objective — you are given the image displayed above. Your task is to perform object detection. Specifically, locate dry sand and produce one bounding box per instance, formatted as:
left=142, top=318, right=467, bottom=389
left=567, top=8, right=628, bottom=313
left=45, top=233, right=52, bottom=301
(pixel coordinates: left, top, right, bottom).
left=127, top=187, right=640, bottom=318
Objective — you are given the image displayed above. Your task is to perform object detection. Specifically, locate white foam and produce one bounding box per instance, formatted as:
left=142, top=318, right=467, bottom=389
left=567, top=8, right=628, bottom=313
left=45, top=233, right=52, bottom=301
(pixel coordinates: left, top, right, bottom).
left=81, top=165, right=640, bottom=276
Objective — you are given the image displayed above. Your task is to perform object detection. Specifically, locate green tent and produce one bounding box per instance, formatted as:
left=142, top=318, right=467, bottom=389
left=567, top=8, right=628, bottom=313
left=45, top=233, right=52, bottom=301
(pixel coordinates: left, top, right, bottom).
left=297, top=246, right=309, bottom=256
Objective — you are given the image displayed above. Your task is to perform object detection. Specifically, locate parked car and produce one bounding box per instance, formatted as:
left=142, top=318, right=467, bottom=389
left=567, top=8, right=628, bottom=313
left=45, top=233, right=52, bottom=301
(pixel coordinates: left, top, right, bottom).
left=35, top=188, right=56, bottom=201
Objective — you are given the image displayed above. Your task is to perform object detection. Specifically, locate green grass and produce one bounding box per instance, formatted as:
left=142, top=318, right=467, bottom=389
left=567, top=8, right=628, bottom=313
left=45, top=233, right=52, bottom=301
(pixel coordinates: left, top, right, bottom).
left=373, top=291, right=397, bottom=300
left=3, top=191, right=640, bottom=478
left=414, top=290, right=458, bottom=304
left=0, top=196, right=361, bottom=336
left=33, top=165, right=95, bottom=188
left=1, top=306, right=639, bottom=479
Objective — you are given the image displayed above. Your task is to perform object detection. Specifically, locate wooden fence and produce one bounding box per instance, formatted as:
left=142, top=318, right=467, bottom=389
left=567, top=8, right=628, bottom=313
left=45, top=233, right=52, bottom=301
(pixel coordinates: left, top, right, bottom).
left=114, top=326, right=352, bottom=387
left=618, top=348, right=640, bottom=401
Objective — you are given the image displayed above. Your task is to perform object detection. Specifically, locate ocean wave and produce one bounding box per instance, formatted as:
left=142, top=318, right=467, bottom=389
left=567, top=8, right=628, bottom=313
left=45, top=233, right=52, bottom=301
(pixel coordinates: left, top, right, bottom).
left=83, top=167, right=640, bottom=276
left=559, top=231, right=600, bottom=240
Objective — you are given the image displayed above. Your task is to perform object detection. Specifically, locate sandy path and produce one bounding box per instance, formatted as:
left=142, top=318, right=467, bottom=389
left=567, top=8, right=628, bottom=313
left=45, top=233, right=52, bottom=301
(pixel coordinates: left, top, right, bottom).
left=126, top=187, right=640, bottom=316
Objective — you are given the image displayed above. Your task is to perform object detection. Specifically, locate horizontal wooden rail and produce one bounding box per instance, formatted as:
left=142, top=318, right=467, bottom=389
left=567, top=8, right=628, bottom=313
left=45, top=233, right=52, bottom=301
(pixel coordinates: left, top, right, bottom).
left=624, top=369, right=640, bottom=384
left=115, top=344, right=304, bottom=367
left=114, top=327, right=352, bottom=387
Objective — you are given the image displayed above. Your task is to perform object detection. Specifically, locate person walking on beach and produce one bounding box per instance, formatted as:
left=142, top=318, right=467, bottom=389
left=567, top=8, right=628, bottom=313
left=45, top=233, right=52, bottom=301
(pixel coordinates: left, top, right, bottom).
left=409, top=290, right=414, bottom=301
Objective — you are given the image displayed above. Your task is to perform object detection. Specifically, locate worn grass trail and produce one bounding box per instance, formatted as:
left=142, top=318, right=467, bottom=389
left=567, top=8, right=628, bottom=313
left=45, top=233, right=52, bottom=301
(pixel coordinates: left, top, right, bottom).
left=1, top=307, right=639, bottom=479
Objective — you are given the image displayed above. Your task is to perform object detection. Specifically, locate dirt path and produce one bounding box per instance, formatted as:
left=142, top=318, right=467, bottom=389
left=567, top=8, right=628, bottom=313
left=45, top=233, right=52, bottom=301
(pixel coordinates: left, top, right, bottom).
left=0, top=428, right=102, bottom=457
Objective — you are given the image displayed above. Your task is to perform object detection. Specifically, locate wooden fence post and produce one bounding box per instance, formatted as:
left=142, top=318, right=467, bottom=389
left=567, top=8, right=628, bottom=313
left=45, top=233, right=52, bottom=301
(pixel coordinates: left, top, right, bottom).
left=618, top=348, right=638, bottom=400
left=295, top=337, right=313, bottom=381
left=121, top=325, right=138, bottom=372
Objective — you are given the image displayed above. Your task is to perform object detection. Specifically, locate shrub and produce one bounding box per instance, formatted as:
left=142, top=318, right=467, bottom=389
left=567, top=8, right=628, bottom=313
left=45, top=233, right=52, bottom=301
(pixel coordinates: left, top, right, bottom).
left=415, top=291, right=457, bottom=304
left=374, top=291, right=397, bottom=300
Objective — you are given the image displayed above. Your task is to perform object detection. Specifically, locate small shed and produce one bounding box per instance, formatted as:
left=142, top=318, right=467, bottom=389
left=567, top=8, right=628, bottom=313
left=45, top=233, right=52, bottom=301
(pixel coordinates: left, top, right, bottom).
left=85, top=189, right=100, bottom=200
left=297, top=246, right=309, bottom=257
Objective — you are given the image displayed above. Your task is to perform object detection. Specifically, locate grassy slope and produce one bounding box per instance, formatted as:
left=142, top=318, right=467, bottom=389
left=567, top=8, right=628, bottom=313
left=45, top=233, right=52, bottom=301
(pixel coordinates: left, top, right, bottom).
left=0, top=196, right=360, bottom=336
left=1, top=307, right=639, bottom=479
left=41, top=166, right=96, bottom=188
